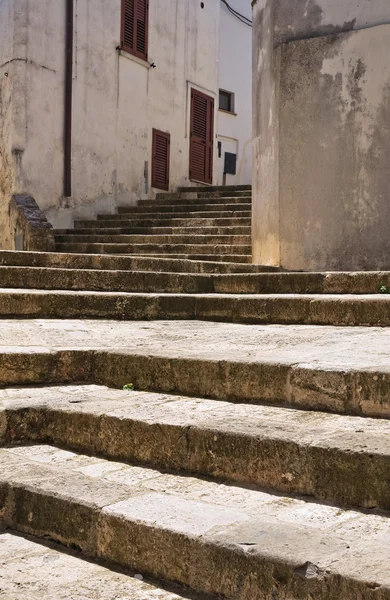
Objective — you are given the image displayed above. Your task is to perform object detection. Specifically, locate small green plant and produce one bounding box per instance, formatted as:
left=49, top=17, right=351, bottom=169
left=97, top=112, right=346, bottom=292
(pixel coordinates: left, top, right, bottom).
left=379, top=284, right=390, bottom=294
left=123, top=383, right=135, bottom=391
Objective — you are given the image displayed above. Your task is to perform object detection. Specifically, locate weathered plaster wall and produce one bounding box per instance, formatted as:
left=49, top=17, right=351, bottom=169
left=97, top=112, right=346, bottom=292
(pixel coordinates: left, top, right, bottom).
left=0, top=0, right=16, bottom=248
left=218, top=0, right=252, bottom=186
left=252, top=0, right=390, bottom=270
left=10, top=0, right=219, bottom=230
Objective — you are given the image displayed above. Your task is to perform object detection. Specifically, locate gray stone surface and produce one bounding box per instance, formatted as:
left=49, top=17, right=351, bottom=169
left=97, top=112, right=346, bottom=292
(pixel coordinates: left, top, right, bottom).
left=1, top=445, right=390, bottom=599
left=1, top=384, right=390, bottom=509
left=0, top=532, right=189, bottom=599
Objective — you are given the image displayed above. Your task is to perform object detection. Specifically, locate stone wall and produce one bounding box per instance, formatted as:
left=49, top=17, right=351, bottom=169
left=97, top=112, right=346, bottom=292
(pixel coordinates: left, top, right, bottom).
left=252, top=0, right=390, bottom=270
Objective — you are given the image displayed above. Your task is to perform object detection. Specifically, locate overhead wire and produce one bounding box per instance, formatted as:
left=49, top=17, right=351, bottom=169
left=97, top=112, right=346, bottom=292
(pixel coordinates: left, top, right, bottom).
left=220, top=0, right=252, bottom=27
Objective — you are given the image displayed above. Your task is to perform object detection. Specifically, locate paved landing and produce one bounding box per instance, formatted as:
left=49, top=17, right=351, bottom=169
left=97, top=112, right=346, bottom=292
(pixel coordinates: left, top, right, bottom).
left=0, top=319, right=390, bottom=370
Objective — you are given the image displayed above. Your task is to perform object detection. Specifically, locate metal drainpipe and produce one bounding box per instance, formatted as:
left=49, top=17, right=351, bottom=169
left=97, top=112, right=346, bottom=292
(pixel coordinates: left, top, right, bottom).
left=64, top=0, right=74, bottom=197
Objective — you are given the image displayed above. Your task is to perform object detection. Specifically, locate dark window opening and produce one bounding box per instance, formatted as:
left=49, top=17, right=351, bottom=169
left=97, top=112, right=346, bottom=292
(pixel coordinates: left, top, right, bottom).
left=219, top=89, right=234, bottom=113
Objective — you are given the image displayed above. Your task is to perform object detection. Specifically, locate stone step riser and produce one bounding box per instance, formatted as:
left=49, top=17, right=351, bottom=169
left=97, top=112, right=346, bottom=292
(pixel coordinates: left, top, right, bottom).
left=3, top=289, right=390, bottom=327
left=0, top=451, right=387, bottom=600
left=96, top=211, right=251, bottom=220
left=177, top=184, right=252, bottom=195
left=0, top=267, right=389, bottom=293
left=53, top=250, right=252, bottom=263
left=54, top=243, right=252, bottom=255
left=0, top=250, right=263, bottom=273
left=117, top=203, right=251, bottom=214
left=54, top=234, right=251, bottom=245
left=139, top=196, right=252, bottom=206
left=57, top=226, right=252, bottom=235
left=156, top=191, right=252, bottom=200
left=177, top=184, right=252, bottom=193
left=4, top=395, right=390, bottom=511
left=0, top=349, right=388, bottom=417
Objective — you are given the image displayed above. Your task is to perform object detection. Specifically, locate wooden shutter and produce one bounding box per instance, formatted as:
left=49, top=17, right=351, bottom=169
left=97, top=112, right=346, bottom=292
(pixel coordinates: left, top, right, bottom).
left=121, top=0, right=149, bottom=61
left=152, top=129, right=170, bottom=190
left=189, top=89, right=214, bottom=184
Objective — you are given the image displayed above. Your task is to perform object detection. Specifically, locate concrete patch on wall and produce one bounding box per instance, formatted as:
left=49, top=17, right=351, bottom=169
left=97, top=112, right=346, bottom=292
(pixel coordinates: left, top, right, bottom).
left=278, top=24, right=390, bottom=270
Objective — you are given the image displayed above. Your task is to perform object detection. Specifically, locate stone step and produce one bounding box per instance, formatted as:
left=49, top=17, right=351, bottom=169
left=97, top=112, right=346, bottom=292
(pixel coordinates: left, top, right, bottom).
left=4, top=287, right=390, bottom=327
left=0, top=250, right=263, bottom=273
left=54, top=234, right=251, bottom=245
left=3, top=385, right=390, bottom=510
left=1, top=444, right=389, bottom=599
left=177, top=184, right=252, bottom=193
left=78, top=216, right=251, bottom=228
left=0, top=265, right=389, bottom=294
left=54, top=243, right=252, bottom=256
left=138, top=195, right=251, bottom=206
left=1, top=532, right=189, bottom=600
left=101, top=253, right=252, bottom=263
left=0, top=319, right=389, bottom=417
left=96, top=210, right=251, bottom=220
left=57, top=226, right=252, bottom=235
left=117, top=203, right=251, bottom=214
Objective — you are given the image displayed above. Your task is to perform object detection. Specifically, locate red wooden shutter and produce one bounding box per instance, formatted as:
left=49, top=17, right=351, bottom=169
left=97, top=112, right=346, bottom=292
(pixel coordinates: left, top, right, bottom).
left=189, top=89, right=214, bottom=184
left=152, top=129, right=170, bottom=191
left=121, top=0, right=148, bottom=61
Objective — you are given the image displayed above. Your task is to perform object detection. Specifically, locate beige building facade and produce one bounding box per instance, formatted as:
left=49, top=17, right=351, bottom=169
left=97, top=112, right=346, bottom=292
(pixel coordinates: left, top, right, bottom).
left=0, top=0, right=221, bottom=247
left=252, top=0, right=390, bottom=271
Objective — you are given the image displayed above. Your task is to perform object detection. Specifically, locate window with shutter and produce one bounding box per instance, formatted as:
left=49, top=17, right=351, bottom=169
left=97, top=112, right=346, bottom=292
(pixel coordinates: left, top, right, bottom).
left=152, top=129, right=170, bottom=191
left=189, top=89, right=214, bottom=184
left=121, top=0, right=149, bottom=61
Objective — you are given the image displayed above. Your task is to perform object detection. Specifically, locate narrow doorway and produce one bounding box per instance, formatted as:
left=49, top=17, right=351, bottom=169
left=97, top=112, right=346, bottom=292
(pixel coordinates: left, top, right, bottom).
left=189, top=88, right=214, bottom=184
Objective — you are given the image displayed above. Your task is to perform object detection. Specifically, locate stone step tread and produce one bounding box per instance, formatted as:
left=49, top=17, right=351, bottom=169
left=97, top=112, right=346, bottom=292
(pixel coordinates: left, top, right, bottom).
left=117, top=203, right=252, bottom=214
left=1, top=445, right=389, bottom=599
left=55, top=243, right=251, bottom=253
left=4, top=288, right=390, bottom=328
left=96, top=211, right=252, bottom=220
left=80, top=217, right=251, bottom=226
left=57, top=227, right=252, bottom=235
left=0, top=319, right=389, bottom=416
left=54, top=249, right=252, bottom=262
left=54, top=234, right=251, bottom=244
left=2, top=384, right=390, bottom=510
left=1, top=532, right=189, bottom=600
left=0, top=250, right=263, bottom=273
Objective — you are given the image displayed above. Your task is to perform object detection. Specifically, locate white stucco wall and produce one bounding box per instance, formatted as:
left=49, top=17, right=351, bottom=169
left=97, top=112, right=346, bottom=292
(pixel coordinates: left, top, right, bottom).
left=1, top=0, right=220, bottom=231
left=252, top=0, right=390, bottom=271
left=217, top=0, right=252, bottom=185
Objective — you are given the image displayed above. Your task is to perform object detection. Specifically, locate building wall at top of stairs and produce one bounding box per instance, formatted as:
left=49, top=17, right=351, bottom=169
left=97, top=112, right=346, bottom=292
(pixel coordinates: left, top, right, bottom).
left=0, top=0, right=220, bottom=240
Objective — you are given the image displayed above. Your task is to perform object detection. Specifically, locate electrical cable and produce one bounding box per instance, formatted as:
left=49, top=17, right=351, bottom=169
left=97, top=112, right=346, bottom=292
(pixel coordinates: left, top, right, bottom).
left=220, top=0, right=252, bottom=27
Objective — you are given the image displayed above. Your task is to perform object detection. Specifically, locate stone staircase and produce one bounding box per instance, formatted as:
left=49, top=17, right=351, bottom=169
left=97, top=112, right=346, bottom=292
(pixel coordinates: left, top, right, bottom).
left=1, top=201, right=390, bottom=598
left=53, top=185, right=253, bottom=263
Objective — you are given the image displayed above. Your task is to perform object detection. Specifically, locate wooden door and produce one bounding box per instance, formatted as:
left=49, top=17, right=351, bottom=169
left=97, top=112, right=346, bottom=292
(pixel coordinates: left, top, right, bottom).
left=189, top=89, right=214, bottom=184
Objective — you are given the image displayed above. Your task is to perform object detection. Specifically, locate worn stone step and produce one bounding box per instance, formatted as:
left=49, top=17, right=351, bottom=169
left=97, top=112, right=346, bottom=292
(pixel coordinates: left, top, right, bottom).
left=0, top=532, right=190, bottom=600
left=138, top=195, right=251, bottom=206
left=0, top=266, right=389, bottom=294
left=54, top=234, right=251, bottom=245
left=96, top=210, right=251, bottom=220
left=79, top=217, right=251, bottom=228
left=4, top=287, right=390, bottom=328
left=54, top=243, right=252, bottom=256
left=111, top=253, right=252, bottom=263
left=0, top=250, right=263, bottom=273
left=1, top=319, right=390, bottom=417
left=3, top=385, right=390, bottom=510
left=117, top=203, right=251, bottom=214
left=1, top=444, right=389, bottom=599
left=57, top=226, right=252, bottom=236
left=177, top=184, right=252, bottom=193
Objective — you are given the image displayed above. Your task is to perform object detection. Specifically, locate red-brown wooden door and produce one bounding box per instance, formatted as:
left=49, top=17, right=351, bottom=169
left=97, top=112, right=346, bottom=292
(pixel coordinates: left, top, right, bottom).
left=189, top=89, right=214, bottom=184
